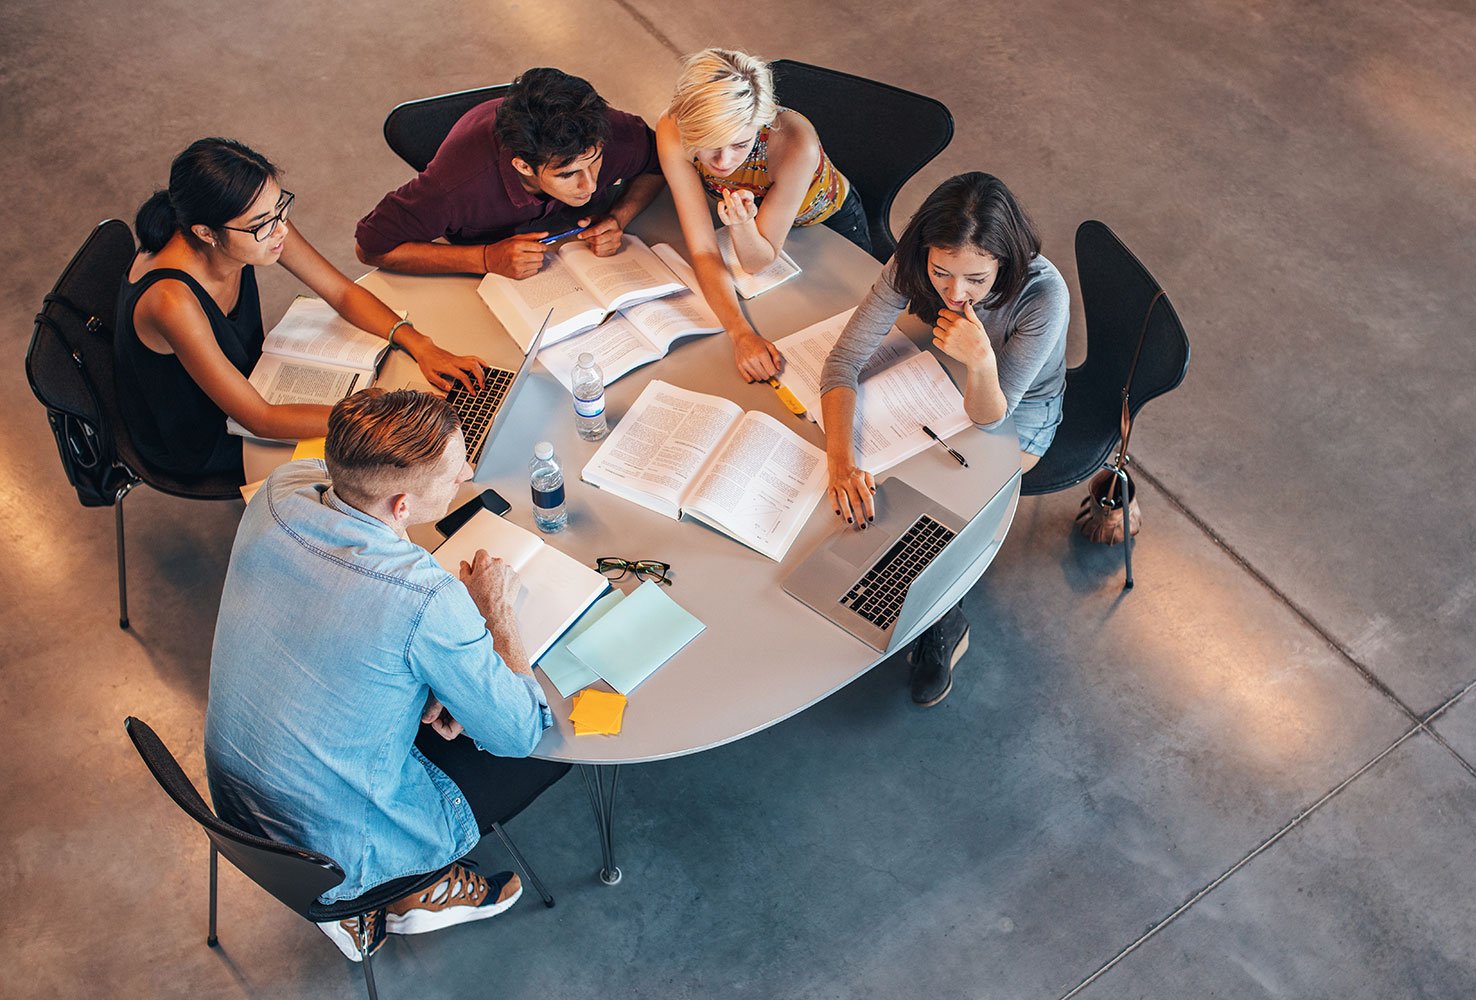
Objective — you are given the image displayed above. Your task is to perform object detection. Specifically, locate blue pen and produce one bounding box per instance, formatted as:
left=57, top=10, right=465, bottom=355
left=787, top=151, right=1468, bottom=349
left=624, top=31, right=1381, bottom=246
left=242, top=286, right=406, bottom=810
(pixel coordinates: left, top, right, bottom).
left=538, top=225, right=588, bottom=244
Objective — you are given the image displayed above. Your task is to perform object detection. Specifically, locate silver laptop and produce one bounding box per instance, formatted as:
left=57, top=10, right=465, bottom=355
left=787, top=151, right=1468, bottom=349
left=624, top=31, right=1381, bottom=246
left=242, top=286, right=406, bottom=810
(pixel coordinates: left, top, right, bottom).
left=411, top=310, right=549, bottom=467
left=783, top=474, right=1019, bottom=652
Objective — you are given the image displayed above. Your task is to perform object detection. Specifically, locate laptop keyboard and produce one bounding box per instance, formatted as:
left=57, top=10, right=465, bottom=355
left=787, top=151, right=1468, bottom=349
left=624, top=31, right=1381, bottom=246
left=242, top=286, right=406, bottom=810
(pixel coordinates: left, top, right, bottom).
left=839, top=515, right=957, bottom=631
left=445, top=366, right=516, bottom=464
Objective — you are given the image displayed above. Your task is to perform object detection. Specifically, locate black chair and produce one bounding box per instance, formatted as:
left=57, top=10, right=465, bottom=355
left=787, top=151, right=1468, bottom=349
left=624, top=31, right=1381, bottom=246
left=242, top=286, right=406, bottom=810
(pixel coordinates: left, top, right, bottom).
left=124, top=717, right=555, bottom=1000
left=383, top=84, right=512, bottom=172
left=1020, top=220, right=1191, bottom=588
left=25, top=221, right=240, bottom=630
left=771, top=60, right=954, bottom=263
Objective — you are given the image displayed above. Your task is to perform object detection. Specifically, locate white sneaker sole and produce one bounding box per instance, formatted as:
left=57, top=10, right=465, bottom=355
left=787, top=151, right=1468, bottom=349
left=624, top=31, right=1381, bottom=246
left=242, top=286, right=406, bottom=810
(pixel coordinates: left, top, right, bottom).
left=316, top=919, right=376, bottom=962
left=385, top=883, right=523, bottom=935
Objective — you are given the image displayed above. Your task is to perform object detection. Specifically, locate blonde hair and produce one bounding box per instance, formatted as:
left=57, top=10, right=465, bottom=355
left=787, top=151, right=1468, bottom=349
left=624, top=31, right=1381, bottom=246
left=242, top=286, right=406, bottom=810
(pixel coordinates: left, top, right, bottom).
left=667, top=48, right=777, bottom=150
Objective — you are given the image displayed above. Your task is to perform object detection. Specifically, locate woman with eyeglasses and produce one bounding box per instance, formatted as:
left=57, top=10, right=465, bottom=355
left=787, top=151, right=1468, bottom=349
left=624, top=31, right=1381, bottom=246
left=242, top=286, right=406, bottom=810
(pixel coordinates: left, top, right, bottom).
left=116, top=137, right=485, bottom=481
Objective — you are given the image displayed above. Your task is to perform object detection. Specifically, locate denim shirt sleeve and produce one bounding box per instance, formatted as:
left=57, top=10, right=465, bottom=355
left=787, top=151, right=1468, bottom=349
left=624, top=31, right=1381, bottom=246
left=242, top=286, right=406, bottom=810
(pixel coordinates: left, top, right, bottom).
left=407, top=579, right=552, bottom=757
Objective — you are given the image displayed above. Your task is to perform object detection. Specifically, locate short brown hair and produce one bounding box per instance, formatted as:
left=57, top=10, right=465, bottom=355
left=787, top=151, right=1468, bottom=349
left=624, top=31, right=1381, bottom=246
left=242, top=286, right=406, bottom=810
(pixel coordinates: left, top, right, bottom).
left=325, top=389, right=461, bottom=502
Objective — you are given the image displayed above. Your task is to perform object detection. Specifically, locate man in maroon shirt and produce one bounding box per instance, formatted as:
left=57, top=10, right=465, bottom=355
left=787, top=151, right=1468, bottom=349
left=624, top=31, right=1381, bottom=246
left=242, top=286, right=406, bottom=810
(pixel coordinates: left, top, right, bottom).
left=356, top=68, right=665, bottom=278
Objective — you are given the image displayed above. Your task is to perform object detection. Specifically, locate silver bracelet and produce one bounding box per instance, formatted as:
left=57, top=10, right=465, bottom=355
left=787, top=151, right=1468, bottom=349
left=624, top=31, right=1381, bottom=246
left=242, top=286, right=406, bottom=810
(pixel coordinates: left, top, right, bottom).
left=386, top=318, right=412, bottom=351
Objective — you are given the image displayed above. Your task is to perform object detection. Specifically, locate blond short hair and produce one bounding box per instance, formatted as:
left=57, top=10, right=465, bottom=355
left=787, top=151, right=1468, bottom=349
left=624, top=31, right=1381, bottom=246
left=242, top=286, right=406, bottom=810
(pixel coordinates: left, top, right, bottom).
left=667, top=48, right=777, bottom=150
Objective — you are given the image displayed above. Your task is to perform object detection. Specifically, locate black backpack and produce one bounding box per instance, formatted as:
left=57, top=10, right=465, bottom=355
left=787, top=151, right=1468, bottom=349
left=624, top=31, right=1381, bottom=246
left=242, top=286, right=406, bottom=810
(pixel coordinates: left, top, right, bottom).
left=25, top=220, right=140, bottom=507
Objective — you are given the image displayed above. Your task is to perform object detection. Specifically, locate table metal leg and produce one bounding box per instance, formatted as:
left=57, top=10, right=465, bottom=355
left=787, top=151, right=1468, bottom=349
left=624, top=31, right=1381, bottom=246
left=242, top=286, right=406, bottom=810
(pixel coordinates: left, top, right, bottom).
left=579, top=764, right=622, bottom=885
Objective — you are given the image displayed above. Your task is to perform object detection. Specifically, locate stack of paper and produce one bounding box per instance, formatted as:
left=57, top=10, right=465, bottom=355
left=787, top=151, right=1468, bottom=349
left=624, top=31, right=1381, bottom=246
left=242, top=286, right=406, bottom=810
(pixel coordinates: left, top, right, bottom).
left=569, top=690, right=627, bottom=736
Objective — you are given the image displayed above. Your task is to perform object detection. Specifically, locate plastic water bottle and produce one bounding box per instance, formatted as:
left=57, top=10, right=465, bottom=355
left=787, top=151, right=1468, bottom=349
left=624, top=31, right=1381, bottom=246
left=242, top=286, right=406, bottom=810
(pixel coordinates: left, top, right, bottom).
left=529, top=441, right=568, bottom=533
left=572, top=352, right=609, bottom=441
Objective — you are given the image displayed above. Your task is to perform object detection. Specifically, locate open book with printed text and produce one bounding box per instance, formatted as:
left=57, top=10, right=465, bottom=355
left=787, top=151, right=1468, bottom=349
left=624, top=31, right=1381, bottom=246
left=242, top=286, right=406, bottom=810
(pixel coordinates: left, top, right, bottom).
left=477, top=235, right=687, bottom=352
left=773, top=308, right=972, bottom=473
left=580, top=381, right=828, bottom=561
left=535, top=247, right=724, bottom=392
left=227, top=297, right=394, bottom=440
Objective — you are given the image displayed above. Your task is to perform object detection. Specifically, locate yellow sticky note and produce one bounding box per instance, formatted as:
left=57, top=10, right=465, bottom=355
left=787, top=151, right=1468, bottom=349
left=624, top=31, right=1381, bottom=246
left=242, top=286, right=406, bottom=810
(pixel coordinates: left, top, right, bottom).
left=292, top=437, right=327, bottom=461
left=569, top=689, right=627, bottom=736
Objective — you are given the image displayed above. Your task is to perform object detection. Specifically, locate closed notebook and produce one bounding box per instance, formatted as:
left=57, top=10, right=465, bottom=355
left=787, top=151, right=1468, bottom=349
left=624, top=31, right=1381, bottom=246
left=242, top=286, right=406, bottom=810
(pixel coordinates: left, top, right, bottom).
left=566, top=580, right=705, bottom=696
left=539, top=590, right=626, bottom=699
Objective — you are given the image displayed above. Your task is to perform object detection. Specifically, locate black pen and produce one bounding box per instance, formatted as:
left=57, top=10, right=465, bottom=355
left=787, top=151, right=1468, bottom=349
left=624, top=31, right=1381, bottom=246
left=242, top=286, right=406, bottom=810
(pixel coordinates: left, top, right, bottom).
left=922, top=425, right=969, bottom=468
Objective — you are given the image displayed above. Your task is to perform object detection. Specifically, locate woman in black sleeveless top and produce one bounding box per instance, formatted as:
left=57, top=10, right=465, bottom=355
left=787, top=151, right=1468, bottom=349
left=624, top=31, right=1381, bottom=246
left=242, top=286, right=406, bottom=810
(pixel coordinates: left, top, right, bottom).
left=116, top=138, right=487, bottom=481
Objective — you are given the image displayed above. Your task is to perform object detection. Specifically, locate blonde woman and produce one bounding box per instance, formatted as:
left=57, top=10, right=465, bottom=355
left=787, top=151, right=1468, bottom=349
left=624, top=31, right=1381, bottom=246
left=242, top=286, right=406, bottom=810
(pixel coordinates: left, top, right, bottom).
left=656, top=48, right=870, bottom=381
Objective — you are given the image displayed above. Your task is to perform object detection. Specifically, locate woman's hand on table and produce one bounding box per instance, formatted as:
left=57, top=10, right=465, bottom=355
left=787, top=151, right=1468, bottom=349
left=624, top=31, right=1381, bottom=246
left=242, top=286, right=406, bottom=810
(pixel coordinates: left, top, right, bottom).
left=827, top=462, right=876, bottom=528
left=932, top=305, right=996, bottom=372
left=731, top=328, right=784, bottom=382
left=402, top=331, right=487, bottom=392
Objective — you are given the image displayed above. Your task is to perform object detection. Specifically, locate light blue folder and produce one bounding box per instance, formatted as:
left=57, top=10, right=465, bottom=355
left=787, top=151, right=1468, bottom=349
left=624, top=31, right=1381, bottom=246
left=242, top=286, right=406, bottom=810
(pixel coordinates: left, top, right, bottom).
left=538, top=590, right=626, bottom=699
left=567, top=580, right=705, bottom=695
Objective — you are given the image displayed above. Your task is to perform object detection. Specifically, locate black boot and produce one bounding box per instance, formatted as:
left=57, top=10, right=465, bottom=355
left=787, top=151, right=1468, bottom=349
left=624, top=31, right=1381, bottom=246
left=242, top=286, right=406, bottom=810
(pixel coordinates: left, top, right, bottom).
left=909, top=604, right=970, bottom=706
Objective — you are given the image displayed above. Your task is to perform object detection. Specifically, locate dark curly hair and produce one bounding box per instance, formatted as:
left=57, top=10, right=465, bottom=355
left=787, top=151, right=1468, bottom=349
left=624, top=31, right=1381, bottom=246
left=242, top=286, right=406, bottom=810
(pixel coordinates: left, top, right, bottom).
left=495, top=67, right=612, bottom=171
left=890, top=172, right=1041, bottom=324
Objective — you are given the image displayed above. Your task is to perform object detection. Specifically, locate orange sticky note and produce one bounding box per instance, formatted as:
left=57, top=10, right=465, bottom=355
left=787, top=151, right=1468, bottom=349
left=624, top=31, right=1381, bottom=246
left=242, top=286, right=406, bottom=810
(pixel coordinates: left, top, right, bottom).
left=292, top=437, right=327, bottom=461
left=569, top=689, right=627, bottom=736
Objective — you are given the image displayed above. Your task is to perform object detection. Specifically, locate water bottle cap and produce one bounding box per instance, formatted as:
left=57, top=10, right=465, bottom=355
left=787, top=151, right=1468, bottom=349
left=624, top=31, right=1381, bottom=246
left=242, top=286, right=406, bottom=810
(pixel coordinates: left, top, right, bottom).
left=533, top=441, right=554, bottom=460
left=577, top=352, right=595, bottom=367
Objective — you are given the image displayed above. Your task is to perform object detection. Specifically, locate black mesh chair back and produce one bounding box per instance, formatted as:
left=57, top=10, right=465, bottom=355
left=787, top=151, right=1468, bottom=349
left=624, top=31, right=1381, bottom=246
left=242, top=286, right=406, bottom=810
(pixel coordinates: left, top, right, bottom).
left=383, top=84, right=512, bottom=172
left=26, top=221, right=241, bottom=628
left=771, top=60, right=954, bottom=263
left=1020, top=220, right=1191, bottom=496
left=124, top=717, right=345, bottom=917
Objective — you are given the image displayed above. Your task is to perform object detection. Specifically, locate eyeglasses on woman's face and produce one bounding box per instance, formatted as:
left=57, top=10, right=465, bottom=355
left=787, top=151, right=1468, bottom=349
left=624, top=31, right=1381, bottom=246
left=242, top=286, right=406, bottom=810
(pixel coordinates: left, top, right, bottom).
left=222, top=190, right=295, bottom=242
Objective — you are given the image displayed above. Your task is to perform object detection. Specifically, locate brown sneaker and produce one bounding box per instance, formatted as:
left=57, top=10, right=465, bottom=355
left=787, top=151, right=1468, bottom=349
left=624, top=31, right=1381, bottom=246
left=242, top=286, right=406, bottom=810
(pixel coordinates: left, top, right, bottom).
left=385, top=864, right=522, bottom=936
left=316, top=908, right=386, bottom=962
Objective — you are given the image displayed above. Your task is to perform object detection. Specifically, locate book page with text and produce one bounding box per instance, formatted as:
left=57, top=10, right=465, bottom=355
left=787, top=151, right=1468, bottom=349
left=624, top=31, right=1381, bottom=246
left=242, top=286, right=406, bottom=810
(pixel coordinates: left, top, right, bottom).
left=773, top=309, right=918, bottom=420
left=580, top=380, right=743, bottom=519
left=559, top=235, right=684, bottom=311
left=262, top=297, right=390, bottom=368
left=477, top=256, right=603, bottom=351
left=537, top=314, right=661, bottom=392
left=227, top=355, right=372, bottom=438
left=683, top=411, right=828, bottom=561
left=848, top=350, right=972, bottom=473
left=715, top=226, right=802, bottom=299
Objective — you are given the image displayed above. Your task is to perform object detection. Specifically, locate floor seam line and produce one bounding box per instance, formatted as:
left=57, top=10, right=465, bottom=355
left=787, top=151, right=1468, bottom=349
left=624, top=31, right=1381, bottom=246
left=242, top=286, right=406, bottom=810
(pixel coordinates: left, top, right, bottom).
left=1419, top=723, right=1476, bottom=780
left=604, top=0, right=684, bottom=57
left=1055, top=724, right=1422, bottom=1000
left=1132, top=459, right=1421, bottom=723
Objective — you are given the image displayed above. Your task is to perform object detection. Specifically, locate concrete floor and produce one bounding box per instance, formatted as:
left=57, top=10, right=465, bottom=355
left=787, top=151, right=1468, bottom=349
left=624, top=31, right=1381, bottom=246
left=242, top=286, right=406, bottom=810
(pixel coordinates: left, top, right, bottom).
left=4, top=0, right=1475, bottom=997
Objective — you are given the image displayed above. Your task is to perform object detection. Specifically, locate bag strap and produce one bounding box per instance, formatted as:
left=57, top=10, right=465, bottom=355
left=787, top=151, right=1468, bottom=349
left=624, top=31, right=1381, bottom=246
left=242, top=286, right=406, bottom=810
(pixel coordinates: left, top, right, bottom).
left=1110, top=287, right=1167, bottom=470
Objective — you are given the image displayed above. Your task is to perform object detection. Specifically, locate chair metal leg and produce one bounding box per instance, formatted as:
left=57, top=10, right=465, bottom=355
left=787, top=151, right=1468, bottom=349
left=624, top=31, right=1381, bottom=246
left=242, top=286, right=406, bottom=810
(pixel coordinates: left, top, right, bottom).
left=1112, top=465, right=1134, bottom=590
left=358, top=914, right=380, bottom=1000
left=114, top=481, right=139, bottom=629
left=207, top=843, right=219, bottom=947
left=579, top=764, right=622, bottom=885
left=492, top=822, right=555, bottom=907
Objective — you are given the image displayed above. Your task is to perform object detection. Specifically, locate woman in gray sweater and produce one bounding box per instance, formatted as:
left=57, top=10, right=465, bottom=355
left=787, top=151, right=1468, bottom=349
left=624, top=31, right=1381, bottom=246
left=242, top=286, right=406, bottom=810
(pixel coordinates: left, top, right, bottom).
left=818, top=173, right=1070, bottom=705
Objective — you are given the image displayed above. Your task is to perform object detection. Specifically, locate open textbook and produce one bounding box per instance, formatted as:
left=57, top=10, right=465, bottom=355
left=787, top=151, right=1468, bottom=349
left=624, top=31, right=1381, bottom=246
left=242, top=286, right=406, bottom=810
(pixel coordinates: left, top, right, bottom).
left=535, top=247, right=724, bottom=392
left=432, top=509, right=609, bottom=663
left=477, top=235, right=687, bottom=351
left=227, top=297, right=395, bottom=439
left=716, top=226, right=801, bottom=299
left=773, top=308, right=972, bottom=473
left=580, top=381, right=828, bottom=561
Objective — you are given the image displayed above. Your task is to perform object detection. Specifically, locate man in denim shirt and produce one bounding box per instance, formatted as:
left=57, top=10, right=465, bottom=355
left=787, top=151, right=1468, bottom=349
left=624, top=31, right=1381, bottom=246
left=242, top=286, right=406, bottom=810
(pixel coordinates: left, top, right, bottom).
left=205, top=389, right=568, bottom=962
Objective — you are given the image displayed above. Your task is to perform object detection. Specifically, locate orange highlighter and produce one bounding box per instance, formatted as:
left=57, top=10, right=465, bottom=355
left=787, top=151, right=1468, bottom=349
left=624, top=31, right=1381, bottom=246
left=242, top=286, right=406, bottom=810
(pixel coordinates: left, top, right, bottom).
left=767, top=378, right=808, bottom=417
